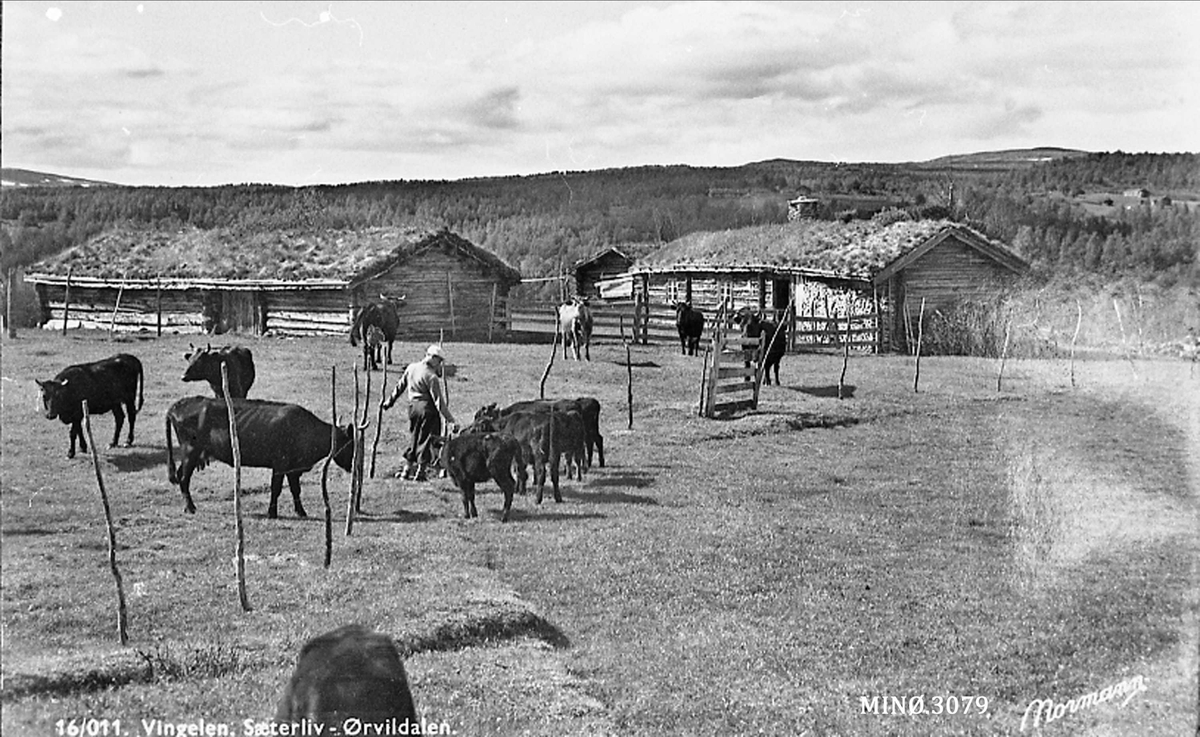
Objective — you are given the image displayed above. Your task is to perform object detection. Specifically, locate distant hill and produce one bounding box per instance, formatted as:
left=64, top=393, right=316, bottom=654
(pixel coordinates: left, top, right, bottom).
left=915, top=147, right=1091, bottom=171
left=1, top=168, right=118, bottom=188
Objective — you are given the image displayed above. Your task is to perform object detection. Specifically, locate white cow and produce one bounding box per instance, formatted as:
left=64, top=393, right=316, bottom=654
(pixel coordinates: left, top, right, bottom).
left=557, top=296, right=594, bottom=361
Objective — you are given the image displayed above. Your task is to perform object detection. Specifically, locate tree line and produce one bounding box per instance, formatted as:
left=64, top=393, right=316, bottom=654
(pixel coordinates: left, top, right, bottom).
left=2, top=152, right=1197, bottom=314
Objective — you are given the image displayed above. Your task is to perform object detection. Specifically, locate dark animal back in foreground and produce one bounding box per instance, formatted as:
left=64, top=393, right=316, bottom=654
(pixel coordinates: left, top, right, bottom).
left=276, top=624, right=419, bottom=725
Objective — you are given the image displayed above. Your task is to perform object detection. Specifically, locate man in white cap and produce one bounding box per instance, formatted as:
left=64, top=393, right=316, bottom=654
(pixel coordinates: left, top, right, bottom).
left=381, top=344, right=457, bottom=481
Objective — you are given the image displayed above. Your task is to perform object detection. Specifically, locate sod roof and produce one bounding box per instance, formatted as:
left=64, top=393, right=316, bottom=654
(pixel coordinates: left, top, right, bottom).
left=631, top=218, right=1018, bottom=280
left=26, top=226, right=521, bottom=285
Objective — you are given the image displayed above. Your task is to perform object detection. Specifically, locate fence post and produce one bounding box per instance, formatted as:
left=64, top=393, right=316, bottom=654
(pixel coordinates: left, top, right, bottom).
left=81, top=400, right=130, bottom=643
left=62, top=266, right=73, bottom=335
left=221, top=365, right=252, bottom=612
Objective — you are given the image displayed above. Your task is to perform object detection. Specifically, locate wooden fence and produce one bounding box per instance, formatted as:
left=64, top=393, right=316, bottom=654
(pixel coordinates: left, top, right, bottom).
left=508, top=300, right=882, bottom=352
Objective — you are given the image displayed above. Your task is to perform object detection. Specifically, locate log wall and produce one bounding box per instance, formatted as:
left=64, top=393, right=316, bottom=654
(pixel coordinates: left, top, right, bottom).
left=356, top=244, right=515, bottom=342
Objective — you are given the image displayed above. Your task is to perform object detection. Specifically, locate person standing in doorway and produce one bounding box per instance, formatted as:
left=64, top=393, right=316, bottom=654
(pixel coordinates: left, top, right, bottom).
left=382, top=344, right=456, bottom=481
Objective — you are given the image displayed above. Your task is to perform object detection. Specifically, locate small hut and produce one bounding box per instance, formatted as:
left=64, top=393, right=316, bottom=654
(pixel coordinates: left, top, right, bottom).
left=24, top=225, right=521, bottom=341
left=628, top=218, right=1028, bottom=352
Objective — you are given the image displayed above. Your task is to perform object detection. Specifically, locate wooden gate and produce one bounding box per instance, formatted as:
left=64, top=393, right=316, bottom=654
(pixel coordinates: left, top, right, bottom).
left=699, top=306, right=765, bottom=417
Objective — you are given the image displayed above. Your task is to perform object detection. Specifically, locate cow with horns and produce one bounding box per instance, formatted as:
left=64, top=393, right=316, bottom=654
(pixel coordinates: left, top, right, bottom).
left=37, top=353, right=145, bottom=458
left=182, top=344, right=256, bottom=399
left=165, top=397, right=355, bottom=517
left=350, top=294, right=406, bottom=370
left=557, top=296, right=594, bottom=361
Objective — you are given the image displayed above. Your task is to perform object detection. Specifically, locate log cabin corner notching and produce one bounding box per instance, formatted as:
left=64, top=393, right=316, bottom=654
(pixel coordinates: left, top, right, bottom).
left=23, top=226, right=522, bottom=341
left=627, top=219, right=1028, bottom=353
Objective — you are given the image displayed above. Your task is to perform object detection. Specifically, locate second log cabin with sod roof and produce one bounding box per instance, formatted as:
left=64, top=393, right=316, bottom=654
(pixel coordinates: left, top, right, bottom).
left=23, top=226, right=522, bottom=341
left=626, top=218, right=1029, bottom=353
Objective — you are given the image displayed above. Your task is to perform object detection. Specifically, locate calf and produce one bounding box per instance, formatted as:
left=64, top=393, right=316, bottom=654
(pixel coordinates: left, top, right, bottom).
left=472, top=404, right=587, bottom=503
left=37, top=353, right=144, bottom=458
left=276, top=624, right=419, bottom=726
left=165, top=397, right=355, bottom=517
left=675, top=302, right=705, bottom=356
left=494, top=397, right=605, bottom=468
left=182, top=344, right=256, bottom=398
left=440, top=430, right=527, bottom=521
left=735, top=307, right=787, bottom=386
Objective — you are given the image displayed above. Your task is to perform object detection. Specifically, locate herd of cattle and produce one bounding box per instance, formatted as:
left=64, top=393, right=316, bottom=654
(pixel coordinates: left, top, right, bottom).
left=34, top=297, right=785, bottom=522
left=29, top=297, right=790, bottom=725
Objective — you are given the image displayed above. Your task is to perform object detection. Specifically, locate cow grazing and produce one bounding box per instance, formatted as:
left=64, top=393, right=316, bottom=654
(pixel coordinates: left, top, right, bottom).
left=440, top=430, right=527, bottom=521
left=472, top=403, right=588, bottom=503
left=557, top=297, right=594, bottom=361
left=182, top=344, right=256, bottom=399
left=491, top=397, right=604, bottom=469
left=37, top=353, right=145, bottom=458
left=674, top=302, right=705, bottom=356
left=165, top=397, right=355, bottom=517
left=735, top=307, right=787, bottom=386
left=276, top=624, right=419, bottom=727
left=350, top=295, right=406, bottom=370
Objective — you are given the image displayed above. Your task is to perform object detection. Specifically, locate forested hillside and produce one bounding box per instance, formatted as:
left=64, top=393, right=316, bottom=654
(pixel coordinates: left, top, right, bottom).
left=2, top=151, right=1197, bottom=311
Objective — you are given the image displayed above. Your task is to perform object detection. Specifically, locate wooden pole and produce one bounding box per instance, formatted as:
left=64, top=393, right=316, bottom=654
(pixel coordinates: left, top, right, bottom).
left=540, top=308, right=559, bottom=400
left=698, top=344, right=711, bottom=417
left=913, top=297, right=926, bottom=393
left=1113, top=298, right=1138, bottom=378
left=447, top=272, right=456, bottom=339
left=997, top=317, right=1013, bottom=392
left=5, top=267, right=15, bottom=339
left=838, top=308, right=851, bottom=400
left=81, top=400, right=130, bottom=644
left=626, top=340, right=634, bottom=429
left=370, top=360, right=388, bottom=478
left=488, top=283, right=497, bottom=343
left=221, top=365, right=251, bottom=612
left=355, top=367, right=371, bottom=513
left=155, top=275, right=163, bottom=338
left=346, top=366, right=362, bottom=535
left=62, top=266, right=73, bottom=335
left=1070, top=299, right=1083, bottom=389
left=320, top=366, right=337, bottom=568
left=109, top=280, right=126, bottom=339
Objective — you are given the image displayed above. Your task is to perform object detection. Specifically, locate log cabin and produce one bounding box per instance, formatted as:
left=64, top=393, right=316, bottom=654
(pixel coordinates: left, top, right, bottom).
left=627, top=218, right=1029, bottom=353
left=23, top=225, right=521, bottom=341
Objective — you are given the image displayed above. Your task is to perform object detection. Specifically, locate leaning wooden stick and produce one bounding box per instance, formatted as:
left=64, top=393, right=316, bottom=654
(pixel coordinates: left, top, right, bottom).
left=82, top=400, right=129, bottom=644
left=838, top=308, right=851, bottom=400
left=221, top=365, right=252, bottom=612
left=369, top=360, right=388, bottom=479
left=540, top=310, right=559, bottom=400
left=626, top=340, right=634, bottom=429
left=346, top=366, right=363, bottom=535
left=1070, top=299, right=1083, bottom=389
left=356, top=367, right=371, bottom=512
left=913, top=297, right=926, bottom=393
left=997, top=317, right=1013, bottom=393
left=320, top=366, right=337, bottom=568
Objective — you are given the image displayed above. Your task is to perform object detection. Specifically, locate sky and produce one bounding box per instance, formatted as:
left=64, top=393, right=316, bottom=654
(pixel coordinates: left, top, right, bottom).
left=2, top=1, right=1197, bottom=187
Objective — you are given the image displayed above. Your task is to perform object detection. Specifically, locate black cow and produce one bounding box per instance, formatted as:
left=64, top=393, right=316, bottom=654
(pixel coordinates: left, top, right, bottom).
left=37, top=353, right=145, bottom=458
left=350, top=295, right=406, bottom=370
left=166, top=397, right=355, bottom=518
left=439, top=430, right=527, bottom=521
left=276, top=624, right=419, bottom=727
left=182, top=344, right=256, bottom=399
left=492, top=397, right=604, bottom=468
left=734, top=307, right=787, bottom=386
left=674, top=302, right=705, bottom=356
left=472, top=404, right=587, bottom=503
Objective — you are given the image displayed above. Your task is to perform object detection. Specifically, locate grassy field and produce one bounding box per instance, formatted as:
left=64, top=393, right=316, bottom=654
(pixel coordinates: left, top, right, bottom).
left=2, top=329, right=1198, bottom=736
